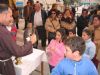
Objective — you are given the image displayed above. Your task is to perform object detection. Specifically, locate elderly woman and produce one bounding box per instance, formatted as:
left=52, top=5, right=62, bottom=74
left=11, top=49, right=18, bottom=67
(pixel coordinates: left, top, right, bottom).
left=61, top=8, right=76, bottom=35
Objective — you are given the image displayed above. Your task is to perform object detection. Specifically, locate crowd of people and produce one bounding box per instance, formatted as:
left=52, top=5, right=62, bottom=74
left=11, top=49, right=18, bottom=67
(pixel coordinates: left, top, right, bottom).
left=0, top=0, right=100, bottom=75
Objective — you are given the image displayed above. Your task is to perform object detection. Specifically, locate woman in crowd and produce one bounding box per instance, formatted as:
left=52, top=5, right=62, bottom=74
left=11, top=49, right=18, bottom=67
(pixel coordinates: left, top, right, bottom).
left=88, top=15, right=100, bottom=73
left=45, top=9, right=60, bottom=43
left=61, top=8, right=76, bottom=35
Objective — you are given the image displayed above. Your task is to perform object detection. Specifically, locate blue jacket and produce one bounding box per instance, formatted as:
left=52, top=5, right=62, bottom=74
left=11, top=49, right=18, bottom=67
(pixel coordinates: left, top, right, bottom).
left=51, top=57, right=98, bottom=75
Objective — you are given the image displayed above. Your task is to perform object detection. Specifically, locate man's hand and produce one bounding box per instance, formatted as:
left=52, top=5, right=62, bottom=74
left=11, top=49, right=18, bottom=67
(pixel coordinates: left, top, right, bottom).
left=30, top=34, right=37, bottom=44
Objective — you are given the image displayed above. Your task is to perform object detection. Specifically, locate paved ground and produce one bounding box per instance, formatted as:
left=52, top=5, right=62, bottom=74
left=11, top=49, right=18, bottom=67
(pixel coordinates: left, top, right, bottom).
left=31, top=62, right=50, bottom=75
left=31, top=40, right=50, bottom=75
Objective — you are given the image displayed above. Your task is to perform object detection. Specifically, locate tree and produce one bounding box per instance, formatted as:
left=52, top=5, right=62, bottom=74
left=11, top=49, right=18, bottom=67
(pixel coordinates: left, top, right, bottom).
left=63, top=0, right=70, bottom=5
left=63, top=0, right=79, bottom=5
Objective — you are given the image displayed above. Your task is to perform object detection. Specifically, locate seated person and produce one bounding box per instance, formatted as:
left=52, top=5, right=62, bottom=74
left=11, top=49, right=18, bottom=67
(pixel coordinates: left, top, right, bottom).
left=51, top=36, right=98, bottom=75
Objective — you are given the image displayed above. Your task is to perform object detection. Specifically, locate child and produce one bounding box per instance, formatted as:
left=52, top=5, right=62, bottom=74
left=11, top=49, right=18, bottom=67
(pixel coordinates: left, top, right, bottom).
left=46, top=28, right=66, bottom=73
left=24, top=23, right=38, bottom=48
left=51, top=36, right=98, bottom=75
left=24, top=23, right=33, bottom=43
left=16, top=19, right=25, bottom=46
left=68, top=29, right=76, bottom=38
left=82, top=28, right=96, bottom=59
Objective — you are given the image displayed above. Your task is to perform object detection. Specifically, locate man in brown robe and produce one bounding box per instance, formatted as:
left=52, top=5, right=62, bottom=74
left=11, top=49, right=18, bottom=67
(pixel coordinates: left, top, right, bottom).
left=0, top=4, right=36, bottom=75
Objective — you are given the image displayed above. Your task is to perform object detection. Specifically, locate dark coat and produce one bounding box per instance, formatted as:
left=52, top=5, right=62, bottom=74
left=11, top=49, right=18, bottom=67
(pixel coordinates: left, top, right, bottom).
left=23, top=5, right=33, bottom=20
left=29, top=10, right=47, bottom=27
left=0, top=0, right=9, bottom=4
left=76, top=15, right=89, bottom=36
left=0, top=25, right=33, bottom=75
left=29, top=10, right=47, bottom=47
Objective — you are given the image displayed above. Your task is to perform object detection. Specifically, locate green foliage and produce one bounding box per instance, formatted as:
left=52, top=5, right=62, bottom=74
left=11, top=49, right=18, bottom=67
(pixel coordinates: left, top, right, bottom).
left=63, top=0, right=79, bottom=5
left=63, top=0, right=70, bottom=5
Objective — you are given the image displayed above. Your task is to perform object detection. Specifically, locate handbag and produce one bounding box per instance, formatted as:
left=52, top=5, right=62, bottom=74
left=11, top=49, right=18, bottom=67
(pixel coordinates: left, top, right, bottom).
left=48, top=32, right=56, bottom=39
left=48, top=19, right=56, bottom=39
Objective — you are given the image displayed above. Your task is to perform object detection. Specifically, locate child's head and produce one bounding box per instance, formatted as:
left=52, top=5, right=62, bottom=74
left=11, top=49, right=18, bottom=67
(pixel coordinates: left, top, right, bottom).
left=18, top=19, right=25, bottom=30
left=82, top=28, right=92, bottom=41
left=27, top=23, right=32, bottom=29
left=68, top=29, right=76, bottom=38
left=56, top=28, right=66, bottom=42
left=63, top=36, right=85, bottom=61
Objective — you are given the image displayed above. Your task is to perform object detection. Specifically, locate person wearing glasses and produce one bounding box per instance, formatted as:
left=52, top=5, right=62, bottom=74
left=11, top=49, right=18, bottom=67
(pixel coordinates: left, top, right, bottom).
left=45, top=9, right=60, bottom=44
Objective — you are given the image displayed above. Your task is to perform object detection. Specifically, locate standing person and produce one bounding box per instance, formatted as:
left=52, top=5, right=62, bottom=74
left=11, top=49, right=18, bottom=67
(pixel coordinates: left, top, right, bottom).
left=29, top=2, right=47, bottom=49
left=46, top=28, right=66, bottom=73
left=0, top=4, right=36, bottom=75
left=23, top=1, right=33, bottom=29
left=51, top=36, right=98, bottom=75
left=0, top=0, right=9, bottom=5
left=71, top=7, right=76, bottom=18
left=88, top=15, right=100, bottom=73
left=12, top=6, right=19, bottom=29
left=61, top=9, right=76, bottom=35
left=77, top=9, right=89, bottom=37
left=82, top=28, right=96, bottom=60
left=48, top=3, right=60, bottom=17
left=45, top=9, right=60, bottom=44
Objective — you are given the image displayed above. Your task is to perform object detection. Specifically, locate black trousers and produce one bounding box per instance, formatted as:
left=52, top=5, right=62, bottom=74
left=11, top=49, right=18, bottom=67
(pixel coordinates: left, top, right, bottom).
left=34, top=26, right=46, bottom=48
left=49, top=64, right=55, bottom=73
left=25, top=19, right=30, bottom=29
left=77, top=28, right=83, bottom=37
left=25, top=19, right=28, bottom=29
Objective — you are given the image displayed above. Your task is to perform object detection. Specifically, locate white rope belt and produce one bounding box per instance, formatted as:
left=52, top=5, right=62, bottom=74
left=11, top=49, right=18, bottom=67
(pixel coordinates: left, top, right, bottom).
left=0, top=58, right=11, bottom=62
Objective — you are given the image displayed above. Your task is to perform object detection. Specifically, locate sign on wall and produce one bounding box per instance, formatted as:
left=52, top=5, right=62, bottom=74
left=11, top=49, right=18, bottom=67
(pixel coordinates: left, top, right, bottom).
left=16, top=1, right=23, bottom=7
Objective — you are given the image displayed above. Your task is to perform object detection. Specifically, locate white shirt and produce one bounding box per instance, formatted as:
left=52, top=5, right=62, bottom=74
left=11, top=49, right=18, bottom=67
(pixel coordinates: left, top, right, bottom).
left=34, top=10, right=43, bottom=27
left=6, top=26, right=12, bottom=31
